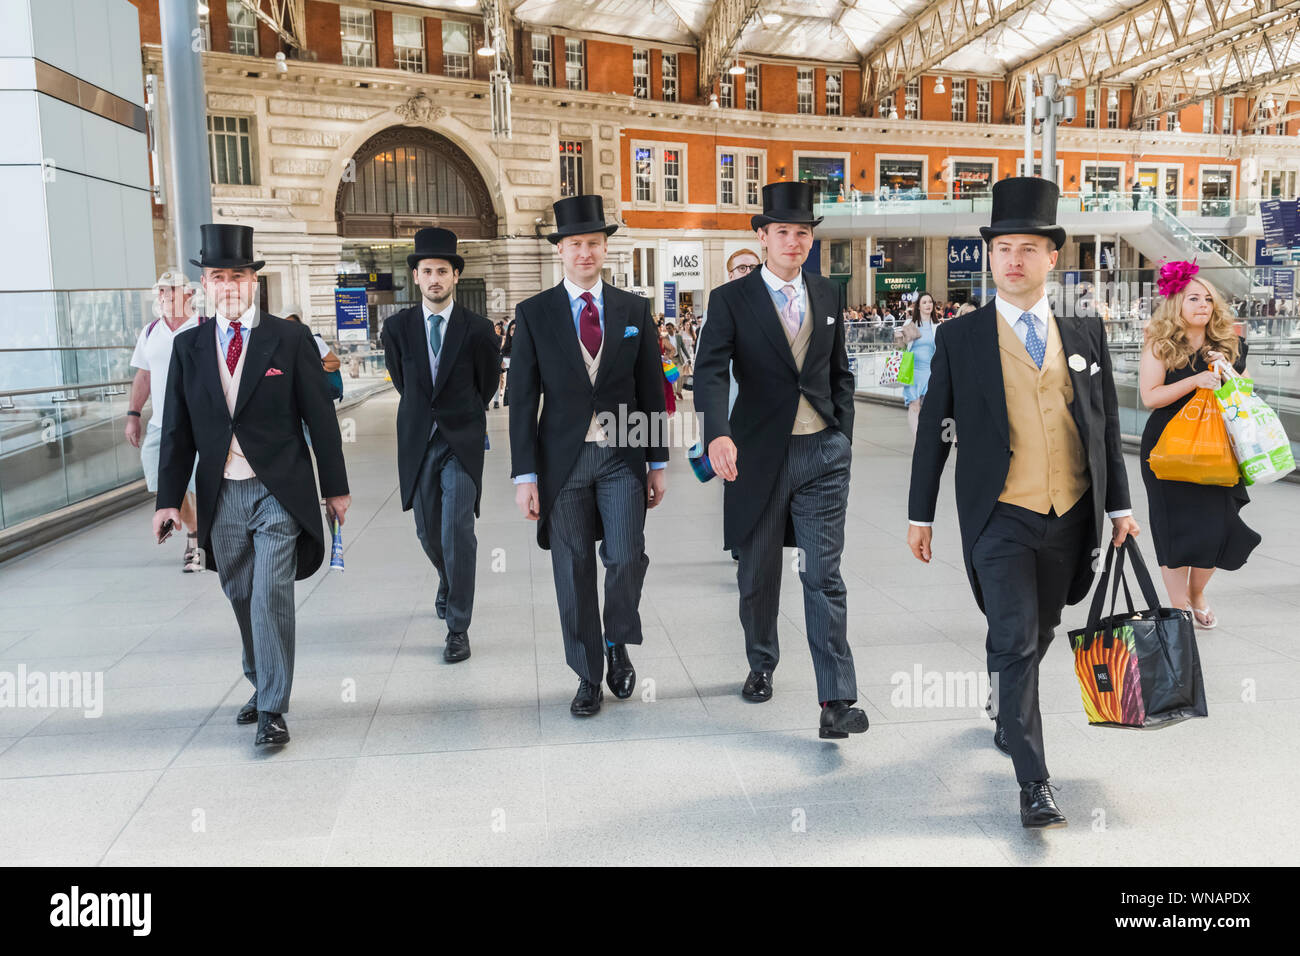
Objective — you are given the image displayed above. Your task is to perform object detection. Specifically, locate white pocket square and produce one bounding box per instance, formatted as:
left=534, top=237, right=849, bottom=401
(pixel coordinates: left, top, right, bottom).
left=1090, top=362, right=1101, bottom=376
left=826, top=315, right=835, bottom=325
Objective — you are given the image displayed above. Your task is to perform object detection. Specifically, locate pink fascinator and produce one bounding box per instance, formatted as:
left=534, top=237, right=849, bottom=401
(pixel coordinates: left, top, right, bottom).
left=1157, top=259, right=1199, bottom=298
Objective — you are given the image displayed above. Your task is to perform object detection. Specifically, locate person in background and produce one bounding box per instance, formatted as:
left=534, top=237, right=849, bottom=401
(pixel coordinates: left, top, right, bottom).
left=282, top=304, right=340, bottom=377
left=499, top=318, right=515, bottom=407
left=492, top=321, right=506, bottom=408
left=1138, top=264, right=1259, bottom=629
left=895, top=291, right=940, bottom=437
left=127, top=268, right=202, bottom=571
left=957, top=302, right=976, bottom=317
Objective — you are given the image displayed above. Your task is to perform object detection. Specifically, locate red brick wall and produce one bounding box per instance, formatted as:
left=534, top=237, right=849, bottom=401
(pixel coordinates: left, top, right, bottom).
left=210, top=0, right=229, bottom=54
left=374, top=10, right=394, bottom=70
left=256, top=1, right=276, bottom=58
left=426, top=17, right=443, bottom=75
left=587, top=39, right=630, bottom=96
left=304, top=1, right=340, bottom=65
left=679, top=51, right=698, bottom=104
left=128, top=0, right=160, bottom=45
left=843, top=69, right=862, bottom=117
left=650, top=49, right=662, bottom=100
left=763, top=64, right=796, bottom=114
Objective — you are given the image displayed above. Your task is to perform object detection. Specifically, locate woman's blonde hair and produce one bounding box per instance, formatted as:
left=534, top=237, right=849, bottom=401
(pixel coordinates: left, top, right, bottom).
left=1145, top=274, right=1239, bottom=371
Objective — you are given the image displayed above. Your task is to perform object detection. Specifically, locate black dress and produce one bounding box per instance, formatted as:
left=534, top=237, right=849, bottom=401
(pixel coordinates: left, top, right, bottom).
left=1139, top=336, right=1261, bottom=569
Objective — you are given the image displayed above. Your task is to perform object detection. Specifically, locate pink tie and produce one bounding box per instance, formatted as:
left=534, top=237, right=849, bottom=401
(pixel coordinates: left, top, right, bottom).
left=780, top=285, right=801, bottom=338
left=579, top=292, right=602, bottom=356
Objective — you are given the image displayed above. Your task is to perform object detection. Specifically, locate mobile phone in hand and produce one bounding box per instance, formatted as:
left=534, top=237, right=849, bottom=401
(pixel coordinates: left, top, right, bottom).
left=157, top=518, right=175, bottom=544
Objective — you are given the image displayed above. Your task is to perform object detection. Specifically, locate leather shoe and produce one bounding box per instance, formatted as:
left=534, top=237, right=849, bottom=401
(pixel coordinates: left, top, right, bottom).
left=605, top=643, right=636, bottom=699
left=741, top=670, right=773, bottom=702
left=255, top=712, right=290, bottom=747
left=570, top=678, right=603, bottom=717
left=435, top=587, right=448, bottom=620
left=1020, top=780, right=1067, bottom=829
left=444, top=631, right=470, bottom=663
left=236, top=693, right=258, bottom=725
left=819, top=700, right=869, bottom=739
left=993, top=720, right=1011, bottom=757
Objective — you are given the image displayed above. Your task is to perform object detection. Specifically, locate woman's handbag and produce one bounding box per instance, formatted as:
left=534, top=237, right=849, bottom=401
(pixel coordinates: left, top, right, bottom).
left=879, top=351, right=904, bottom=386
left=1147, top=388, right=1238, bottom=485
left=897, top=349, right=916, bottom=386
left=1212, top=360, right=1296, bottom=485
left=1066, top=538, right=1208, bottom=729
left=325, top=368, right=345, bottom=401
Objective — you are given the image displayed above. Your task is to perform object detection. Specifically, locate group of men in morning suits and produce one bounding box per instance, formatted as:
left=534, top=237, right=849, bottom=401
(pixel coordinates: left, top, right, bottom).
left=152, top=174, right=1138, bottom=829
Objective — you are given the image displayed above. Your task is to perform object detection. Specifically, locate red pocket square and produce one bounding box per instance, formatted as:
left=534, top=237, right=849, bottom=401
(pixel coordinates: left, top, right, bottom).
left=265, top=367, right=283, bottom=376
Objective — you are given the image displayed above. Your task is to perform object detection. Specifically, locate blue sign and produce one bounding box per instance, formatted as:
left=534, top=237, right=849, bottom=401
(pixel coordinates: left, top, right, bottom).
left=1260, top=199, right=1299, bottom=251
left=869, top=253, right=884, bottom=269
left=334, top=287, right=369, bottom=343
left=663, top=281, right=677, bottom=319
left=1256, top=237, right=1290, bottom=265
left=947, top=238, right=984, bottom=280
left=1275, top=268, right=1295, bottom=298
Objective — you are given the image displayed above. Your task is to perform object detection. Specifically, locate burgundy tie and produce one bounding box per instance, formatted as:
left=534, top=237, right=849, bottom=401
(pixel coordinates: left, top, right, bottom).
left=578, top=292, right=602, bottom=356
left=225, top=320, right=243, bottom=374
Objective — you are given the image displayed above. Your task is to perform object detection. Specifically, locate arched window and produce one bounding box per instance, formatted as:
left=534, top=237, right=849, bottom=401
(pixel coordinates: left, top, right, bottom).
left=336, top=127, right=498, bottom=239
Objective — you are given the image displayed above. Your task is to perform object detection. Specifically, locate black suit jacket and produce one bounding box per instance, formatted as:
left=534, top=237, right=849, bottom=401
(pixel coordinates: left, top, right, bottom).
left=907, top=300, right=1132, bottom=613
left=381, top=302, right=500, bottom=514
left=507, top=282, right=668, bottom=549
left=157, top=312, right=350, bottom=580
left=694, top=268, right=856, bottom=549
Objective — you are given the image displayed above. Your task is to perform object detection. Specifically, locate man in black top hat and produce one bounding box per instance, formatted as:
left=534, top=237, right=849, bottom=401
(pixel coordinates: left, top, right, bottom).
left=152, top=223, right=351, bottom=749
left=906, top=177, right=1139, bottom=827
left=694, top=181, right=866, bottom=739
left=382, top=228, right=500, bottom=662
left=508, top=195, right=669, bottom=717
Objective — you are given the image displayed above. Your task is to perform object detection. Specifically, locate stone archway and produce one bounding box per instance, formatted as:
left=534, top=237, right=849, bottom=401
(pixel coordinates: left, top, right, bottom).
left=335, top=126, right=499, bottom=239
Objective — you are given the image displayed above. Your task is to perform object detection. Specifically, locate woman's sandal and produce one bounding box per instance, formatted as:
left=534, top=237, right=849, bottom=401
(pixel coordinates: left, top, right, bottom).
left=1186, top=603, right=1217, bottom=629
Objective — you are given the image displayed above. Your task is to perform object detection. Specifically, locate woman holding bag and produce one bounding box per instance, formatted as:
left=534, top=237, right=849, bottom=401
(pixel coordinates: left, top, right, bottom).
left=895, top=291, right=939, bottom=436
left=1138, top=262, right=1260, bottom=628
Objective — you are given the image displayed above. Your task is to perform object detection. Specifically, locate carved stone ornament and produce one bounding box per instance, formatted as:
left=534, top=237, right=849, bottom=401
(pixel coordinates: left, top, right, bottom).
left=395, top=92, right=447, bottom=125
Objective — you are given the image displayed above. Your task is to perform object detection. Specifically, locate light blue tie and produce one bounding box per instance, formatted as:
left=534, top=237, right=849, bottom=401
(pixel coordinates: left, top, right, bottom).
left=427, top=313, right=442, bottom=356
left=1019, top=312, right=1045, bottom=369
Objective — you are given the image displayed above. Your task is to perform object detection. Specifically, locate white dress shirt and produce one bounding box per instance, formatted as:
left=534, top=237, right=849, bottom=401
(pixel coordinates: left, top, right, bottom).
left=760, top=264, right=806, bottom=318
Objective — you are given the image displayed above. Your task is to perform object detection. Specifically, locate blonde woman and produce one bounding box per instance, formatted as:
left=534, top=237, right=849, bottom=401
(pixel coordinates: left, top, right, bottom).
left=1138, top=263, right=1260, bottom=628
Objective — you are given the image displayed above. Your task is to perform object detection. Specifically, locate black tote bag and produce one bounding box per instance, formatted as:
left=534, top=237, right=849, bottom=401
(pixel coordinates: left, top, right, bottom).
left=1066, top=538, right=1208, bottom=728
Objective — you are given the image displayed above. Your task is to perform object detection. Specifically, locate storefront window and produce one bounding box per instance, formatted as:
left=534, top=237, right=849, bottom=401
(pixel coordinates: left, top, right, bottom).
left=952, top=161, right=992, bottom=199
left=878, top=159, right=924, bottom=199
left=877, top=238, right=924, bottom=273
left=798, top=157, right=845, bottom=204
left=1201, top=169, right=1233, bottom=216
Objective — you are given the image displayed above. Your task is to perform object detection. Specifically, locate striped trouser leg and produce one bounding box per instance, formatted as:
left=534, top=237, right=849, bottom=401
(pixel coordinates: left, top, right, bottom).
left=593, top=446, right=648, bottom=647
left=736, top=458, right=792, bottom=676
left=209, top=477, right=300, bottom=714
left=548, top=443, right=605, bottom=683
left=787, top=430, right=857, bottom=703
left=437, top=442, right=479, bottom=633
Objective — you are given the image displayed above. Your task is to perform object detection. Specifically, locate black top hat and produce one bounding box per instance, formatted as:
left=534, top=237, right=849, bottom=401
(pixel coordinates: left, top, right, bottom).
left=547, top=195, right=618, bottom=244
left=189, top=224, right=265, bottom=271
left=407, top=227, right=464, bottom=272
left=979, top=177, right=1067, bottom=250
left=751, top=181, right=824, bottom=230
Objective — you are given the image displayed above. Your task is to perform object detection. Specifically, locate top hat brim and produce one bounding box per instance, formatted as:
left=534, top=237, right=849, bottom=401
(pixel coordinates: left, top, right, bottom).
left=751, top=211, right=824, bottom=230
left=190, top=257, right=265, bottom=271
left=979, top=224, right=1066, bottom=250
left=547, top=222, right=618, bottom=244
left=407, top=252, right=465, bottom=272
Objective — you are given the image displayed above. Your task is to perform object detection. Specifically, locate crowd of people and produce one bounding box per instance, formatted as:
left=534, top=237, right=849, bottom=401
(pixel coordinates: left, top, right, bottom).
left=123, top=179, right=1271, bottom=832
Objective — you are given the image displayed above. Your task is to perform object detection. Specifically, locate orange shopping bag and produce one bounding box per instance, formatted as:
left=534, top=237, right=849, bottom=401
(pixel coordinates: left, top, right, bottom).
left=1147, top=388, right=1239, bottom=485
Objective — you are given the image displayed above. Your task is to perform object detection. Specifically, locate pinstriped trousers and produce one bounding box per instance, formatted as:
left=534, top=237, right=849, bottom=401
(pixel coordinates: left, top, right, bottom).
left=737, top=428, right=857, bottom=703
left=548, top=441, right=648, bottom=683
left=209, top=476, right=300, bottom=714
left=412, top=431, right=478, bottom=633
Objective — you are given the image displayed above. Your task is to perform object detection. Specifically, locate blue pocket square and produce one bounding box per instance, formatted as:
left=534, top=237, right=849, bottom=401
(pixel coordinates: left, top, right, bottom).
left=623, top=326, right=639, bottom=338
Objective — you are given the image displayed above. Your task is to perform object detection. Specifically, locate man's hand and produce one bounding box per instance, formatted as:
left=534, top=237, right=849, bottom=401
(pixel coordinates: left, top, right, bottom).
left=646, top=468, right=667, bottom=509
left=153, top=508, right=182, bottom=543
left=515, top=481, right=540, bottom=520
left=1111, top=514, right=1140, bottom=547
left=708, top=436, right=738, bottom=481
left=907, top=524, right=933, bottom=563
left=325, top=494, right=352, bottom=525
left=125, top=416, right=142, bottom=448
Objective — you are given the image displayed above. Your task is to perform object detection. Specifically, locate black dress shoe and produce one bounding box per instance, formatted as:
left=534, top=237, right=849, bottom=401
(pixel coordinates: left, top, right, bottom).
left=741, top=670, right=773, bottom=702
left=255, top=712, right=290, bottom=747
left=570, top=678, right=603, bottom=717
left=236, top=693, right=258, bottom=725
left=993, top=720, right=1011, bottom=757
left=444, top=631, right=470, bottom=663
left=1020, top=780, right=1067, bottom=829
left=435, top=587, right=448, bottom=620
left=605, top=644, right=636, bottom=699
left=819, top=700, right=869, bottom=739
left=730, top=548, right=740, bottom=562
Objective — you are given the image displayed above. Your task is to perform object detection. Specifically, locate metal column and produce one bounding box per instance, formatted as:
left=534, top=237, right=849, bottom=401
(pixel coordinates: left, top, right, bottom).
left=158, top=0, right=213, bottom=280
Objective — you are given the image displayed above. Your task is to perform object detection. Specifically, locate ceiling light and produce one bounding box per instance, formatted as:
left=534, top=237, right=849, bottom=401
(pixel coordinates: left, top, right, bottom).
left=729, top=61, right=745, bottom=75
left=455, top=0, right=478, bottom=7
left=1108, top=89, right=1119, bottom=107
left=889, top=106, right=899, bottom=119
left=762, top=12, right=782, bottom=25
left=934, top=77, right=945, bottom=94
left=709, top=92, right=719, bottom=108
left=477, top=44, right=495, bottom=56
left=196, top=1, right=209, bottom=13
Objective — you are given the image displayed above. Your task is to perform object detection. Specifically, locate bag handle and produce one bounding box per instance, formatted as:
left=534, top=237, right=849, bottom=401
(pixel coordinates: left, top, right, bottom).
left=1120, top=537, right=1164, bottom=613
left=1104, top=541, right=1138, bottom=624
left=1086, top=542, right=1122, bottom=628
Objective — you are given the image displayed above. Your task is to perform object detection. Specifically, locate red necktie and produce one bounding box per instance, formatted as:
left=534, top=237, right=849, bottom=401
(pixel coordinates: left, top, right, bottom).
left=225, top=320, right=243, bottom=374
left=578, top=292, right=602, bottom=356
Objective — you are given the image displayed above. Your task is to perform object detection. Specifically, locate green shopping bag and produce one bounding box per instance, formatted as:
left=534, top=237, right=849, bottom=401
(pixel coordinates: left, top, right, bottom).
left=897, top=349, right=915, bottom=385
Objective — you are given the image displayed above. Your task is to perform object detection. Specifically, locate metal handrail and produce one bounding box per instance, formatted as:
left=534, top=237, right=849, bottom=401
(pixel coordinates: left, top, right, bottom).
left=0, top=379, right=135, bottom=399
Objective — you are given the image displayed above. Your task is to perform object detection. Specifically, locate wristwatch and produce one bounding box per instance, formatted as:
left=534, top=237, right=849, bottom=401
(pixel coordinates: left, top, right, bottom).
left=127, top=410, right=141, bottom=417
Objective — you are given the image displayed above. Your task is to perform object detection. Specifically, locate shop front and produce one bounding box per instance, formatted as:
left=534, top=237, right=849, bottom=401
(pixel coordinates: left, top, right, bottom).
left=878, top=158, right=926, bottom=199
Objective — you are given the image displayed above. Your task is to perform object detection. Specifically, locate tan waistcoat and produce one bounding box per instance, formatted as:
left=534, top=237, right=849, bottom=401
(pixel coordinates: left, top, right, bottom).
left=777, top=301, right=827, bottom=436
left=579, top=333, right=607, bottom=443
left=996, top=312, right=1089, bottom=514
left=217, top=326, right=256, bottom=480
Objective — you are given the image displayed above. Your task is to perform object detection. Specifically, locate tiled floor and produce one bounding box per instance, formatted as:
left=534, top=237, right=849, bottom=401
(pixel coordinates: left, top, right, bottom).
left=1, top=391, right=1297, bottom=865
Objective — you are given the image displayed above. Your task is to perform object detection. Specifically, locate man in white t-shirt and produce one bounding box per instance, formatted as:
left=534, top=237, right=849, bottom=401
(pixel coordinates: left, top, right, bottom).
left=127, top=269, right=201, bottom=571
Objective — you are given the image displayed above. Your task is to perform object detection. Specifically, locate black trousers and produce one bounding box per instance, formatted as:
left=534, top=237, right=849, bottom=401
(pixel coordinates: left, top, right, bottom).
left=412, top=430, right=478, bottom=633
left=971, top=491, right=1091, bottom=784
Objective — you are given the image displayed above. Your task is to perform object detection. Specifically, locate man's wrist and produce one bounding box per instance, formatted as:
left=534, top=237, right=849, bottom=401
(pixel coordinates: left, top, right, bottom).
left=127, top=410, right=141, bottom=417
